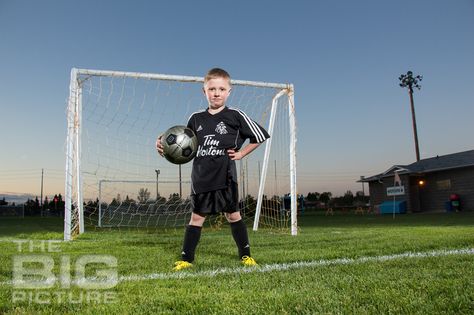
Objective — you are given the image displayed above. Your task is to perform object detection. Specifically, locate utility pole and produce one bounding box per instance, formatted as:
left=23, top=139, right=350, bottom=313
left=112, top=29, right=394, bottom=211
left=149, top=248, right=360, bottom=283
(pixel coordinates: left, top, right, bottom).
left=258, top=161, right=261, bottom=185
left=274, top=160, right=278, bottom=197
left=240, top=160, right=245, bottom=201
left=40, top=169, right=44, bottom=206
left=179, top=165, right=182, bottom=198
left=399, top=71, right=423, bottom=161
left=40, top=168, right=44, bottom=216
left=246, top=159, right=249, bottom=200
left=155, top=169, right=160, bottom=200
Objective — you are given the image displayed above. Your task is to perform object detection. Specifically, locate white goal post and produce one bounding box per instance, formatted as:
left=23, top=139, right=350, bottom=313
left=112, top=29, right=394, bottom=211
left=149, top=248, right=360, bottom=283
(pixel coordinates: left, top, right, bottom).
left=64, top=68, right=297, bottom=240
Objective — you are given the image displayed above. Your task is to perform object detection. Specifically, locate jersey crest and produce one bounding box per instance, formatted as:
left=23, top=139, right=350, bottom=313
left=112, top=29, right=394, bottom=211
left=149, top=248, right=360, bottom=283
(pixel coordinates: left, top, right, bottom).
left=215, top=121, right=228, bottom=135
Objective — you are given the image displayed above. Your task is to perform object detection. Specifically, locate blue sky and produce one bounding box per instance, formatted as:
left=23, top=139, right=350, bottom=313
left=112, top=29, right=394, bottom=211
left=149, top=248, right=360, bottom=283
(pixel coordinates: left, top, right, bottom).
left=0, top=0, right=473, bottom=201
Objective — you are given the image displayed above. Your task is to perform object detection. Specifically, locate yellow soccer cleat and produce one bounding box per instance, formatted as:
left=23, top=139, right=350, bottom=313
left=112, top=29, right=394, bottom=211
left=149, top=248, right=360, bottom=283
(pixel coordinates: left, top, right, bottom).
left=241, top=256, right=258, bottom=266
left=172, top=260, right=193, bottom=271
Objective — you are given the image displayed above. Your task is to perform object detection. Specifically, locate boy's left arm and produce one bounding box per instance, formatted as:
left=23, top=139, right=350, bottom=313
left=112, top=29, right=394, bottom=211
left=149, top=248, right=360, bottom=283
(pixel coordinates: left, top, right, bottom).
left=227, top=143, right=261, bottom=161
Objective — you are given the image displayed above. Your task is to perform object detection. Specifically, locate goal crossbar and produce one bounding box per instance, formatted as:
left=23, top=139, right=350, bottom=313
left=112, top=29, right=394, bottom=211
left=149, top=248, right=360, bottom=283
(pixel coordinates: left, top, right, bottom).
left=74, top=68, right=290, bottom=90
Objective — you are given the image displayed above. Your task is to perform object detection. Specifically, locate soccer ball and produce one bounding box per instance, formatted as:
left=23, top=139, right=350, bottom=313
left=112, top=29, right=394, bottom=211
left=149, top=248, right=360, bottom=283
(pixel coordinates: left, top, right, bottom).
left=161, top=125, right=198, bottom=164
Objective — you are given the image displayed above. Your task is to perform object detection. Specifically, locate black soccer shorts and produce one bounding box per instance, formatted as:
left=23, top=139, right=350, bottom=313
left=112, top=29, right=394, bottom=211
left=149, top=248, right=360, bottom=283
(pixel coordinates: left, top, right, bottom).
left=191, top=180, right=239, bottom=215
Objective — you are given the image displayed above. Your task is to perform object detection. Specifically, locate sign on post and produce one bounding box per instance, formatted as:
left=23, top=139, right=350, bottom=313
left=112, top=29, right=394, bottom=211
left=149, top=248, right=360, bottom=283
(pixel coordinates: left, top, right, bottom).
left=387, top=186, right=405, bottom=196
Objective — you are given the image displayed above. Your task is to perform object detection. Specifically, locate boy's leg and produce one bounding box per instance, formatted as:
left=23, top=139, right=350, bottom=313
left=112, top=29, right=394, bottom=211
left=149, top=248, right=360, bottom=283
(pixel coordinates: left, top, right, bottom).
left=180, top=212, right=206, bottom=263
left=226, top=212, right=251, bottom=259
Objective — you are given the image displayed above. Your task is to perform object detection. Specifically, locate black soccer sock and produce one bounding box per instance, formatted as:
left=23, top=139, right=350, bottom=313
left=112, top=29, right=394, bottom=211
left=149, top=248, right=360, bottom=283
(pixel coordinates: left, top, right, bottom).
left=181, top=225, right=202, bottom=263
left=230, top=220, right=251, bottom=258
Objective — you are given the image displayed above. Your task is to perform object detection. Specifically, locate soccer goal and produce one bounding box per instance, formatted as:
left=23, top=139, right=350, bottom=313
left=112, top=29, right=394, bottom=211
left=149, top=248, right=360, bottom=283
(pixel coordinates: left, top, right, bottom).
left=64, top=68, right=297, bottom=241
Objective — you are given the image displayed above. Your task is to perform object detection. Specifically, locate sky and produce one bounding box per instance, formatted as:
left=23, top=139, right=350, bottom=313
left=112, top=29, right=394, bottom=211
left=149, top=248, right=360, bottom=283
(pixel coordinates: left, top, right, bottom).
left=0, top=0, right=473, bottom=202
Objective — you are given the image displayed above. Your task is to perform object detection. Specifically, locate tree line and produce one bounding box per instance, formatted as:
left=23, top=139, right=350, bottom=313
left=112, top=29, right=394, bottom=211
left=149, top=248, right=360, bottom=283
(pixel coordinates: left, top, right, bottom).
left=1, top=188, right=371, bottom=216
left=0, top=194, right=66, bottom=216
left=305, top=190, right=369, bottom=208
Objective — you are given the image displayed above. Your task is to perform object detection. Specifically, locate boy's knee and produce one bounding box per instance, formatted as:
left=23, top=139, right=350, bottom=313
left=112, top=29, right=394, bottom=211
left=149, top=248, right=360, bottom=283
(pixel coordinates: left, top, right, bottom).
left=225, top=211, right=241, bottom=223
left=189, top=212, right=206, bottom=226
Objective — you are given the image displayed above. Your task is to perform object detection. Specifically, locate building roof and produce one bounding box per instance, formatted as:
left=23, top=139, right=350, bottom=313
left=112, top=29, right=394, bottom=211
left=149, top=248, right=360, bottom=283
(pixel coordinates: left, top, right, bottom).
left=359, top=149, right=474, bottom=182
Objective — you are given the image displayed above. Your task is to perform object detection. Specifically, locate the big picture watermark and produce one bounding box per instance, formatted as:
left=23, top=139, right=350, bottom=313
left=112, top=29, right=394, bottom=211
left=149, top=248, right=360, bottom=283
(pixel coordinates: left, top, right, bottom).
left=11, top=240, right=118, bottom=304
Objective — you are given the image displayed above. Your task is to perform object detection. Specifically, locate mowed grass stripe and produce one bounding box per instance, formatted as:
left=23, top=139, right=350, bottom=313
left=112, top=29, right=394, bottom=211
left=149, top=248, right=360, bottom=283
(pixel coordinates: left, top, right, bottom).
left=2, top=248, right=471, bottom=286
left=117, top=247, right=474, bottom=282
left=2, top=248, right=472, bottom=287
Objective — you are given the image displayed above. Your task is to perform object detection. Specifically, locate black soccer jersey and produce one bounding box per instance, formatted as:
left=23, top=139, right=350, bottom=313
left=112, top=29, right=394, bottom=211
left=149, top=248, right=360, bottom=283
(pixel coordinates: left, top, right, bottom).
left=187, top=106, right=270, bottom=194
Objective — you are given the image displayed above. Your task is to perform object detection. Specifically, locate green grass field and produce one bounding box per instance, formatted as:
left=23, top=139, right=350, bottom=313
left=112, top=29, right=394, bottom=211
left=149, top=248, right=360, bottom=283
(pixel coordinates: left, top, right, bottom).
left=1, top=212, right=473, bottom=314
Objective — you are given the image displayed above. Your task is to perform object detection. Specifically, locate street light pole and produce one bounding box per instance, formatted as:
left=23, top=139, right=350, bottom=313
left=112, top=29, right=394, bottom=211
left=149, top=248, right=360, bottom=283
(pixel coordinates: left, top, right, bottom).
left=408, top=85, right=420, bottom=162
left=155, top=169, right=160, bottom=200
left=399, top=70, right=423, bottom=162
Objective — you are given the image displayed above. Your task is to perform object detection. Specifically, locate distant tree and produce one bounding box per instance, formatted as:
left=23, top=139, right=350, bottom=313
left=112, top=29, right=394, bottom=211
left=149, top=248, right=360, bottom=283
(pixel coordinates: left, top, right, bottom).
left=57, top=194, right=65, bottom=212
left=110, top=198, right=119, bottom=207
left=99, top=198, right=109, bottom=210
left=166, top=193, right=181, bottom=204
left=110, top=194, right=122, bottom=207
left=85, top=199, right=99, bottom=215
left=245, top=194, right=256, bottom=205
left=0, top=197, right=7, bottom=206
left=155, top=194, right=166, bottom=203
left=319, top=192, right=332, bottom=205
left=123, top=195, right=135, bottom=205
left=137, top=188, right=151, bottom=203
left=24, top=199, right=33, bottom=215
left=331, top=191, right=355, bottom=207
left=342, top=190, right=354, bottom=206
left=306, top=192, right=320, bottom=202
left=25, top=197, right=41, bottom=215
left=271, top=195, right=281, bottom=201
left=354, top=191, right=370, bottom=206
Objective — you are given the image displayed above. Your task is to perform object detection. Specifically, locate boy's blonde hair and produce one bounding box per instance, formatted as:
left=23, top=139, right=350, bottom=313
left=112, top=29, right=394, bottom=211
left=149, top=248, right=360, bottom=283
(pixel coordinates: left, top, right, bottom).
left=204, top=68, right=231, bottom=84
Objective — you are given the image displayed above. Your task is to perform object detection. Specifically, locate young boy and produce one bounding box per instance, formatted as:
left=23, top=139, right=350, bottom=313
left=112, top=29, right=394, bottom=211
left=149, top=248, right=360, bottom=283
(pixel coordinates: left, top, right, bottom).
left=156, top=68, right=270, bottom=271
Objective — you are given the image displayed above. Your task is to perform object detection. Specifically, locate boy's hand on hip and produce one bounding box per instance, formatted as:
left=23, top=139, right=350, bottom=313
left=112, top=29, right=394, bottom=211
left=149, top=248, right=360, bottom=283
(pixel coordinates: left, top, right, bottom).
left=227, top=149, right=243, bottom=160
left=227, top=143, right=260, bottom=160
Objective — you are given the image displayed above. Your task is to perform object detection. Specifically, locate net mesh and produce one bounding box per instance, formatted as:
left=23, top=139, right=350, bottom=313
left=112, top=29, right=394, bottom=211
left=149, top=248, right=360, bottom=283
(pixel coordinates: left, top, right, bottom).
left=65, top=70, right=295, bottom=238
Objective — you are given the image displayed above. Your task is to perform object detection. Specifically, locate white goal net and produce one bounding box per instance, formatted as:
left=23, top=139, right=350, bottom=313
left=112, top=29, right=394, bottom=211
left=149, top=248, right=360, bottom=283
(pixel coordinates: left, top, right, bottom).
left=64, top=68, right=297, bottom=240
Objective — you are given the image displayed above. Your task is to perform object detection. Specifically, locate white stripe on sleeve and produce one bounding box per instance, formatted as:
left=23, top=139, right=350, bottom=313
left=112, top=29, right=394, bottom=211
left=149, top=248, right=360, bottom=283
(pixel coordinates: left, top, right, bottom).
left=230, top=108, right=265, bottom=142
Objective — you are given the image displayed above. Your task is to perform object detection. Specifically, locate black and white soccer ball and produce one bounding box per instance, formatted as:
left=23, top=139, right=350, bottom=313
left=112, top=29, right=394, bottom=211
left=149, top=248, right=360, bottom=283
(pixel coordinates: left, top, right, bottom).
left=161, top=125, right=198, bottom=164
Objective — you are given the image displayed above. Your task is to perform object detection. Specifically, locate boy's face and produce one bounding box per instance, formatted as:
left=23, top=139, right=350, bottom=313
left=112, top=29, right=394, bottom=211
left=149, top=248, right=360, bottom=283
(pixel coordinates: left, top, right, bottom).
left=203, top=77, right=231, bottom=110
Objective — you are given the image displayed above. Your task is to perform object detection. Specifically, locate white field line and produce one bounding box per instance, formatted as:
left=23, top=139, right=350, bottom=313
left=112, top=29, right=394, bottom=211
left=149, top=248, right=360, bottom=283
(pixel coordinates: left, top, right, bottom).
left=1, top=248, right=473, bottom=286
left=120, top=248, right=474, bottom=282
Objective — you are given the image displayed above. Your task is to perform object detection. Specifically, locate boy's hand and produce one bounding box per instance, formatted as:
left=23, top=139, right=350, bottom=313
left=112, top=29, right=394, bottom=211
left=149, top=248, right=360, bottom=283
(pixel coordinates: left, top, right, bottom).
left=156, top=135, right=164, bottom=156
left=228, top=143, right=260, bottom=161
left=227, top=149, right=243, bottom=160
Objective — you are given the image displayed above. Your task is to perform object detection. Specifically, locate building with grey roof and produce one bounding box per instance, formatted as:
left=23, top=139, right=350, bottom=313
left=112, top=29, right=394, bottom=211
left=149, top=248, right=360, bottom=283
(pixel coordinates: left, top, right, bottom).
left=359, top=150, right=474, bottom=212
